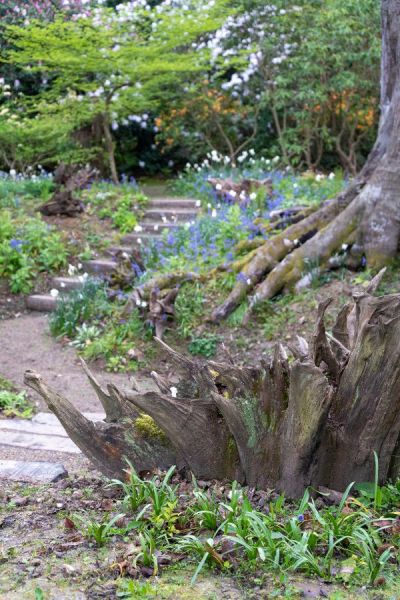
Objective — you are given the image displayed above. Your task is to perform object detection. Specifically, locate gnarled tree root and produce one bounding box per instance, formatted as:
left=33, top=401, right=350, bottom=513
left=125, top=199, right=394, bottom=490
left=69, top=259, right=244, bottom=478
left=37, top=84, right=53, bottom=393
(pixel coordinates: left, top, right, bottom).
left=24, top=282, right=400, bottom=496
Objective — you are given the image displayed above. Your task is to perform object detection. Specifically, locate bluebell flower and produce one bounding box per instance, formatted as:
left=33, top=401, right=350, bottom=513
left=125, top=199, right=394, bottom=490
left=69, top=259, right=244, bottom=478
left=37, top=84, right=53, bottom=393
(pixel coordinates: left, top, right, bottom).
left=10, top=239, right=23, bottom=252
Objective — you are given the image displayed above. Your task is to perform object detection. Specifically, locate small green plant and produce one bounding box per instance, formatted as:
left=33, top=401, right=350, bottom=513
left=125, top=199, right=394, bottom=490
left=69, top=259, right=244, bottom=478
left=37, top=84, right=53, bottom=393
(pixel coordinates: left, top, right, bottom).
left=0, top=389, right=34, bottom=418
left=117, top=579, right=157, bottom=599
left=188, top=333, right=219, bottom=358
left=49, top=278, right=111, bottom=338
left=70, top=323, right=102, bottom=350
left=73, top=512, right=125, bottom=547
left=133, top=531, right=159, bottom=574
left=174, top=282, right=205, bottom=338
left=110, top=461, right=151, bottom=513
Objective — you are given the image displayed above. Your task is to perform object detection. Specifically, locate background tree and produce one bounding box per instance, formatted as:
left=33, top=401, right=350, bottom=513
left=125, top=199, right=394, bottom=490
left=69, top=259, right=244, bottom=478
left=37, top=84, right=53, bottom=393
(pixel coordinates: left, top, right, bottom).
left=2, top=1, right=227, bottom=179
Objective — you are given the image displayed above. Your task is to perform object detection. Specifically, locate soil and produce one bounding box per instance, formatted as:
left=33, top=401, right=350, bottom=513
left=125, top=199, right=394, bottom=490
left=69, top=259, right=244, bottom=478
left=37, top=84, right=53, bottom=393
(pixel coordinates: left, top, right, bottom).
left=0, top=313, right=154, bottom=415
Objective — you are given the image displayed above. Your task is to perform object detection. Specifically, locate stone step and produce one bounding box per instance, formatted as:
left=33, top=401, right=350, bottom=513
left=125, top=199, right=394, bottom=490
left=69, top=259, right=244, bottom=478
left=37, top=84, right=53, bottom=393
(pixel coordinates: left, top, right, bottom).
left=26, top=294, right=58, bottom=312
left=139, top=221, right=183, bottom=234
left=0, top=460, right=68, bottom=483
left=82, top=259, right=117, bottom=276
left=51, top=276, right=84, bottom=292
left=143, top=208, right=198, bottom=221
left=122, top=232, right=161, bottom=245
left=0, top=412, right=105, bottom=455
left=148, top=198, right=198, bottom=210
left=0, top=430, right=81, bottom=453
left=105, top=245, right=135, bottom=257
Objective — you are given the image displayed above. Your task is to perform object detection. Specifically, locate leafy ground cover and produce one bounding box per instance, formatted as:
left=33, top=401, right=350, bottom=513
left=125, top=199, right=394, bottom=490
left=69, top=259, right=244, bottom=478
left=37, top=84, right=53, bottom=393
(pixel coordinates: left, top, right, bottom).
left=0, top=375, right=35, bottom=419
left=1, top=466, right=398, bottom=599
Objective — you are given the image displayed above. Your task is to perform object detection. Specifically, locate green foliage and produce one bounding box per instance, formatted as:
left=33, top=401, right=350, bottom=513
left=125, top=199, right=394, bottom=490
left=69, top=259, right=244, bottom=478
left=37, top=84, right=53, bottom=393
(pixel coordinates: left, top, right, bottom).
left=49, top=278, right=111, bottom=338
left=117, top=579, right=157, bottom=599
left=73, top=512, right=125, bottom=547
left=0, top=389, right=34, bottom=419
left=3, top=2, right=228, bottom=174
left=174, top=282, right=205, bottom=338
left=84, top=183, right=149, bottom=232
left=0, top=173, right=54, bottom=209
left=0, top=210, right=68, bottom=293
left=188, top=334, right=220, bottom=358
left=69, top=463, right=399, bottom=589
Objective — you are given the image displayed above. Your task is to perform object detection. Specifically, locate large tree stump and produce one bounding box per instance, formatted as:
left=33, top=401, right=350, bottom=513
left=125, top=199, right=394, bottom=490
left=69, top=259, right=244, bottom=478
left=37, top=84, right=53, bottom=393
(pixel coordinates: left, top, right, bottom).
left=24, top=277, right=400, bottom=496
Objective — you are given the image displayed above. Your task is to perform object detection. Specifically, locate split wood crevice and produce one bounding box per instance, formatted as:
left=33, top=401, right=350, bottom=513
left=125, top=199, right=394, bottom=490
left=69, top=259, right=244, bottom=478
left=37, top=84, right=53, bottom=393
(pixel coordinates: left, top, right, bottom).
left=24, top=272, right=400, bottom=497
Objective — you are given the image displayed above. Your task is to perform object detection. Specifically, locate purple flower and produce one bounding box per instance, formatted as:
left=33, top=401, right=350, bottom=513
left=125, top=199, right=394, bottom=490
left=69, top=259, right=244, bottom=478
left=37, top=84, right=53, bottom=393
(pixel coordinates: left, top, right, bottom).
left=10, top=239, right=23, bottom=252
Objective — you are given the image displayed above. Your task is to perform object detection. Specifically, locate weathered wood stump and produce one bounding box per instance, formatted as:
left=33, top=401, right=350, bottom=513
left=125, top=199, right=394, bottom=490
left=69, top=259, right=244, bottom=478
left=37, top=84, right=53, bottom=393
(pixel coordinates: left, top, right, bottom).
left=39, top=163, right=95, bottom=217
left=24, top=272, right=400, bottom=496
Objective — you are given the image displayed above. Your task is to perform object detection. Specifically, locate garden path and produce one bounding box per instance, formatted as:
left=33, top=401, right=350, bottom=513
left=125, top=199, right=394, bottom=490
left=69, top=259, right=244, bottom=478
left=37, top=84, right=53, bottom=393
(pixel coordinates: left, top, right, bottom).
left=0, top=191, right=198, bottom=474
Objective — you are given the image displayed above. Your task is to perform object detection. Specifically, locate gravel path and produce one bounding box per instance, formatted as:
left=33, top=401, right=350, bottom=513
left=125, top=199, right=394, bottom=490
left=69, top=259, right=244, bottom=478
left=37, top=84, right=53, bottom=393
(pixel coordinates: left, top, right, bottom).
left=0, top=313, right=140, bottom=412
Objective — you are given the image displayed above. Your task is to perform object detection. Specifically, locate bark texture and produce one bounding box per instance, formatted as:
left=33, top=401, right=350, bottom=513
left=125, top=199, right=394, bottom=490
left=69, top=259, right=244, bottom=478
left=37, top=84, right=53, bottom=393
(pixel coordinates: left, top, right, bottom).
left=24, top=281, right=400, bottom=497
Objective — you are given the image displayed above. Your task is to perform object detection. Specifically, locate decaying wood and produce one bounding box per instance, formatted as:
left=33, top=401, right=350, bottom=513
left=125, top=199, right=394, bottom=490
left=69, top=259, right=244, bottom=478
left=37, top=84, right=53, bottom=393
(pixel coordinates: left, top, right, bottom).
left=24, top=284, right=400, bottom=496
left=39, top=163, right=96, bottom=217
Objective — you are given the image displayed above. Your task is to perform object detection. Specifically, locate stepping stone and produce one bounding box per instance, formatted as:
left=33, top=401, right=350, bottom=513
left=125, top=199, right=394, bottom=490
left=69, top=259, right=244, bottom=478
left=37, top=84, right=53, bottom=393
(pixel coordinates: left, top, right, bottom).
left=148, top=198, right=198, bottom=210
left=0, top=412, right=105, bottom=454
left=0, top=460, right=68, bottom=483
left=143, top=208, right=198, bottom=221
left=51, top=276, right=84, bottom=292
left=26, top=294, right=57, bottom=312
left=121, top=232, right=161, bottom=245
left=140, top=221, right=182, bottom=233
left=105, top=245, right=135, bottom=257
left=0, top=430, right=81, bottom=453
left=82, top=259, right=117, bottom=276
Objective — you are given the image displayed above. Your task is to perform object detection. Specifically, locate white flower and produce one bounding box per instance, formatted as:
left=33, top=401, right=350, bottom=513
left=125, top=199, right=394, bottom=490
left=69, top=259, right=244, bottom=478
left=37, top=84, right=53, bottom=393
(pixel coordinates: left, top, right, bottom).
left=9, top=169, right=16, bottom=178
left=341, top=243, right=349, bottom=251
left=246, top=278, right=251, bottom=285
left=68, top=264, right=76, bottom=276
left=195, top=200, right=201, bottom=207
left=60, top=282, right=66, bottom=288
left=138, top=161, right=145, bottom=168
left=329, top=172, right=335, bottom=179
left=215, top=183, right=222, bottom=191
left=154, top=225, right=159, bottom=231
left=136, top=299, right=141, bottom=306
left=78, top=263, right=82, bottom=270
left=141, top=301, right=147, bottom=308
left=211, top=209, right=217, bottom=218
left=162, top=216, right=167, bottom=223
left=50, top=289, right=59, bottom=298
left=137, top=238, right=142, bottom=244
left=170, top=386, right=178, bottom=398
left=229, top=190, right=237, bottom=198
left=134, top=225, right=143, bottom=232
left=249, top=192, right=257, bottom=201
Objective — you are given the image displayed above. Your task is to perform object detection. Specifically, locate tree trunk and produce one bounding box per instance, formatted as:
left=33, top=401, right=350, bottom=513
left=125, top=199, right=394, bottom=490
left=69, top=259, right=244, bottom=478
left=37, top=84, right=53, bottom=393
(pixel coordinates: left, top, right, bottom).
left=202, top=0, right=400, bottom=322
left=24, top=276, right=400, bottom=497
left=102, top=114, right=119, bottom=185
